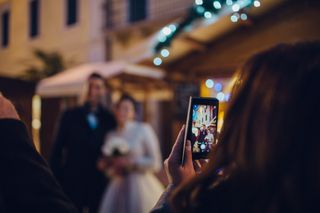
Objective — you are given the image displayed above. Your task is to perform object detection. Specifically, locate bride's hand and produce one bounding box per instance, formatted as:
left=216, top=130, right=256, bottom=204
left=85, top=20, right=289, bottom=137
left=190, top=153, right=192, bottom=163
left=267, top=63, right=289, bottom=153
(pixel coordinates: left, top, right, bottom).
left=164, top=126, right=208, bottom=187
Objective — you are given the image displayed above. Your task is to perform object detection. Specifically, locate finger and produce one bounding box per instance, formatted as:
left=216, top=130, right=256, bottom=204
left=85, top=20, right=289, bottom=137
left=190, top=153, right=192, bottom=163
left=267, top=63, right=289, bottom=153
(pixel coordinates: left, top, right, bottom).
left=169, top=125, right=185, bottom=161
left=198, top=159, right=209, bottom=168
left=183, top=140, right=193, bottom=168
left=193, top=161, right=202, bottom=174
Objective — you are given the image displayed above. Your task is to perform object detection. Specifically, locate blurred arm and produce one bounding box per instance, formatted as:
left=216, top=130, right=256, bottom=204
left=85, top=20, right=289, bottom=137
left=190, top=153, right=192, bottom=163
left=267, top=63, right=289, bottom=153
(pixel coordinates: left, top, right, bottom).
left=0, top=119, right=77, bottom=213
left=133, top=124, right=162, bottom=172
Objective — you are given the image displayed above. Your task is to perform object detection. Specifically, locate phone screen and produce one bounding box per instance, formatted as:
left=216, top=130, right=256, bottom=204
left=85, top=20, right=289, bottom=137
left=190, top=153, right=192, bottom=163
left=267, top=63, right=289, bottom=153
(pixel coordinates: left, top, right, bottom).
left=191, top=104, right=218, bottom=154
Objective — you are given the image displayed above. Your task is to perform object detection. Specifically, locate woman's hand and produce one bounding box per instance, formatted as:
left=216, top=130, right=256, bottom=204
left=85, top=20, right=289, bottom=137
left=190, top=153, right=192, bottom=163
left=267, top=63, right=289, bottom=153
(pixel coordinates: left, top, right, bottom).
left=164, top=126, right=208, bottom=187
left=108, top=156, right=131, bottom=177
left=0, top=94, right=20, bottom=120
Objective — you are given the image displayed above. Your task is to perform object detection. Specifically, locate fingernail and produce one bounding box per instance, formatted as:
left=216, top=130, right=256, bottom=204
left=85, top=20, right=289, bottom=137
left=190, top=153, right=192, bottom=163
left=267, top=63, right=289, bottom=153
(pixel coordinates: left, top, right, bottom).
left=186, top=140, right=191, bottom=151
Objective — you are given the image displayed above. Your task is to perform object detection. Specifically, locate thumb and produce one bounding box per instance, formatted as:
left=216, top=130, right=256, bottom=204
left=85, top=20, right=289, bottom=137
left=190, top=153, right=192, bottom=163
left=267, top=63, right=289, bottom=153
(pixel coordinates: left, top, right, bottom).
left=183, top=140, right=193, bottom=167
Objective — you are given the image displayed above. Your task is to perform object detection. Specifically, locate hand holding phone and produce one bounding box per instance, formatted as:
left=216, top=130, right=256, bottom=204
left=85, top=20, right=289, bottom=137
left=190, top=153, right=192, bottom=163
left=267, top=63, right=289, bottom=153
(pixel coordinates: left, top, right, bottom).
left=182, top=97, right=219, bottom=164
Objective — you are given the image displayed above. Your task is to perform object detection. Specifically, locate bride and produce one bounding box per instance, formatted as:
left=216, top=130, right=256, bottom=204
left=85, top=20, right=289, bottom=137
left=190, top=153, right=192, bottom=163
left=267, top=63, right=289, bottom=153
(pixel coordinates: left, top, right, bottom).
left=98, top=94, right=164, bottom=213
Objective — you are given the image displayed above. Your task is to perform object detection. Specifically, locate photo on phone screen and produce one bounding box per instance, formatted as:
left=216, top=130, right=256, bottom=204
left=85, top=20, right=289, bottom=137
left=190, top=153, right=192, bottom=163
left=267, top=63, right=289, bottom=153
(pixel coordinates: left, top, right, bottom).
left=182, top=97, right=219, bottom=163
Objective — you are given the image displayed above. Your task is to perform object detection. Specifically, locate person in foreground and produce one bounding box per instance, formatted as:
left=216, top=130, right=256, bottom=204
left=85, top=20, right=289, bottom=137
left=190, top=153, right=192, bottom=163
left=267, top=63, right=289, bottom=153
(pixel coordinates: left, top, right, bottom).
left=0, top=94, right=77, bottom=213
left=152, top=41, right=320, bottom=213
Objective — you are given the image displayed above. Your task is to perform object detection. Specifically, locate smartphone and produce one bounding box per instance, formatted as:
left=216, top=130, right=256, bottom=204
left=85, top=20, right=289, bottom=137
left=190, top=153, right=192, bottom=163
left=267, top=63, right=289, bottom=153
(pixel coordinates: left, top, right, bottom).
left=182, top=97, right=219, bottom=164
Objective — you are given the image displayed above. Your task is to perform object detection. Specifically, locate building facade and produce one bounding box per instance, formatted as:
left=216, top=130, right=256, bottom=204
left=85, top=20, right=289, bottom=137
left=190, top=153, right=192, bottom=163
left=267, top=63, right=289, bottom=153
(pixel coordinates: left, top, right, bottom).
left=0, top=0, right=193, bottom=77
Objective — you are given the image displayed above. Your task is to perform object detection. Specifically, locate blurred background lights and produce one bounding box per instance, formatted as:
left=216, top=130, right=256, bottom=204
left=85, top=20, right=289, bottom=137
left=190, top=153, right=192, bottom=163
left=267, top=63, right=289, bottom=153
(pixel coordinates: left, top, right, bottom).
left=197, top=6, right=205, bottom=14
left=217, top=92, right=225, bottom=101
left=226, top=0, right=233, bottom=6
left=214, top=82, right=223, bottom=92
left=213, top=1, right=222, bottom=9
left=195, top=0, right=203, bottom=5
left=158, top=35, right=167, bottom=42
left=169, top=24, right=177, bottom=32
left=162, top=27, right=172, bottom=36
left=231, top=14, right=239, bottom=22
left=205, top=79, right=215, bottom=88
left=160, top=49, right=170, bottom=58
left=204, top=11, right=213, bottom=19
left=232, top=3, right=240, bottom=12
left=153, top=57, right=162, bottom=66
left=254, top=0, right=261, bottom=7
left=240, top=13, right=248, bottom=21
left=225, top=93, right=231, bottom=101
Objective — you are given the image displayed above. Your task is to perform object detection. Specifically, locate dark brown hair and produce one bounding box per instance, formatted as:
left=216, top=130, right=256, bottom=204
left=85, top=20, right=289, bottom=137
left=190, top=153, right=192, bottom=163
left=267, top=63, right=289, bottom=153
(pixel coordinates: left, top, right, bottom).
left=171, top=41, right=320, bottom=212
left=116, top=93, right=138, bottom=113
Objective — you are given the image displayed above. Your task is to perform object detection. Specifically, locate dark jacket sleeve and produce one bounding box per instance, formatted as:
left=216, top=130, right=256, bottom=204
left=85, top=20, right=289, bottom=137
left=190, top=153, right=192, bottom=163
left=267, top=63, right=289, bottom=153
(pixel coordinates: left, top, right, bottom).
left=0, top=119, right=78, bottom=213
left=50, top=111, right=70, bottom=181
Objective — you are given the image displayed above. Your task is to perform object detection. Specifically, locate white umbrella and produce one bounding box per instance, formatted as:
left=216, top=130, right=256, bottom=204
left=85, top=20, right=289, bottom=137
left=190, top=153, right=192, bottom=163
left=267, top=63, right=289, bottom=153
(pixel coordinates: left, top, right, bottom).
left=36, top=61, right=165, bottom=97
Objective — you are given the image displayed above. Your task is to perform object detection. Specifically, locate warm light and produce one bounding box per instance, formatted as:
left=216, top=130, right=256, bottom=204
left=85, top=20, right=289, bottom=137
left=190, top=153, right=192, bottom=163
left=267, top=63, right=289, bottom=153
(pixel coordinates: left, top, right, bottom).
left=205, top=79, right=215, bottom=88
left=153, top=57, right=162, bottom=66
left=32, top=119, right=41, bottom=129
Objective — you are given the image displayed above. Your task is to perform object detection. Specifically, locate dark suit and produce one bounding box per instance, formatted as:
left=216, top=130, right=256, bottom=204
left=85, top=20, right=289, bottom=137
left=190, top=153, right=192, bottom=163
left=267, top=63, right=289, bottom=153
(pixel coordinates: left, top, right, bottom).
left=0, top=119, right=77, bottom=213
left=50, top=103, right=116, bottom=213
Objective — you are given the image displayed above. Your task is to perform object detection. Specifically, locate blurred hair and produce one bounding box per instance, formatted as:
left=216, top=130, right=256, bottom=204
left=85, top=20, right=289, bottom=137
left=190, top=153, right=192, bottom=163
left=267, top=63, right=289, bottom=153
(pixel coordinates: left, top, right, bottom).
left=88, top=72, right=104, bottom=81
left=171, top=41, right=320, bottom=212
left=78, top=72, right=108, bottom=106
left=116, top=93, right=138, bottom=113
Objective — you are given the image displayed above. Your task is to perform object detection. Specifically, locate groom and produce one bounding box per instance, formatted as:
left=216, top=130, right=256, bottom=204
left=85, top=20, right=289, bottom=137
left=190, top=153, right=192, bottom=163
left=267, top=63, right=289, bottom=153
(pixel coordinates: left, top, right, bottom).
left=50, top=73, right=117, bottom=213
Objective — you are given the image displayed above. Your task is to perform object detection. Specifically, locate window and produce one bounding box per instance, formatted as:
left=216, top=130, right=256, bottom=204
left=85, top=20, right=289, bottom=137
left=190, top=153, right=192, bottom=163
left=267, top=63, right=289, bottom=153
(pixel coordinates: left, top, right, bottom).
left=29, top=0, right=40, bottom=38
left=66, top=0, right=78, bottom=26
left=129, top=0, right=146, bottom=23
left=1, top=9, right=10, bottom=48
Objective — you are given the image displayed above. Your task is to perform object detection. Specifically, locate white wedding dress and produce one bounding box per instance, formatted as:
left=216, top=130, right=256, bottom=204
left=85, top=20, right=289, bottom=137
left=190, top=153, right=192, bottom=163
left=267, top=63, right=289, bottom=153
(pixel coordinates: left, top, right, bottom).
left=99, top=121, right=164, bottom=213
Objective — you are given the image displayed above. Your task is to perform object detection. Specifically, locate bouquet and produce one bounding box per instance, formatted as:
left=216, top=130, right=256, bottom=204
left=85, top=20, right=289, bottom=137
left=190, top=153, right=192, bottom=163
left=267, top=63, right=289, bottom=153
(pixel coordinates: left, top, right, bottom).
left=101, top=136, right=131, bottom=177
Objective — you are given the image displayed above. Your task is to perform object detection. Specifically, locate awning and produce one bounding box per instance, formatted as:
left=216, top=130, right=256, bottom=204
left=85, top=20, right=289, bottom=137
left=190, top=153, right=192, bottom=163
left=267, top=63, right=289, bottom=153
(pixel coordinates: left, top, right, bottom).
left=36, top=61, right=165, bottom=98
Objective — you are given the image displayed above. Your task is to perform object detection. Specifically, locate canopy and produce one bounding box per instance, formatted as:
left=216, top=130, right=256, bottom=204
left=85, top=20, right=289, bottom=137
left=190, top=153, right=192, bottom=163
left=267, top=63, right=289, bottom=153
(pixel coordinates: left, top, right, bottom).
left=36, top=61, right=165, bottom=97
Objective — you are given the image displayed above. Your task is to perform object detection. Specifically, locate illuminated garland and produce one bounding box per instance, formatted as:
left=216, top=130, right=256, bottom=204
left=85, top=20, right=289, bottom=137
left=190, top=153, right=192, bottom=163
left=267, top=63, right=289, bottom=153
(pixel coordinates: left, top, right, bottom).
left=153, top=0, right=261, bottom=66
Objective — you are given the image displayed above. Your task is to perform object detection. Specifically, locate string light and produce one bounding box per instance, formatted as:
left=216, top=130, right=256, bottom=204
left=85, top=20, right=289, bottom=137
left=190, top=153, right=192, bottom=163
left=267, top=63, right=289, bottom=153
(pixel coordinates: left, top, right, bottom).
left=196, top=6, right=205, bottom=14
left=254, top=0, right=261, bottom=7
left=154, top=0, right=262, bottom=55
left=195, top=0, right=203, bottom=5
left=215, top=83, right=223, bottom=92
left=153, top=57, right=162, bottom=66
left=162, top=27, right=172, bottom=36
left=169, top=24, right=177, bottom=32
left=232, top=3, right=240, bottom=12
left=213, top=1, right=222, bottom=9
left=205, top=79, right=215, bottom=88
left=217, top=92, right=225, bottom=101
left=160, top=49, right=170, bottom=58
left=240, top=13, right=248, bottom=21
left=226, top=0, right=233, bottom=6
left=204, top=11, right=213, bottom=19
left=230, top=13, right=239, bottom=23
